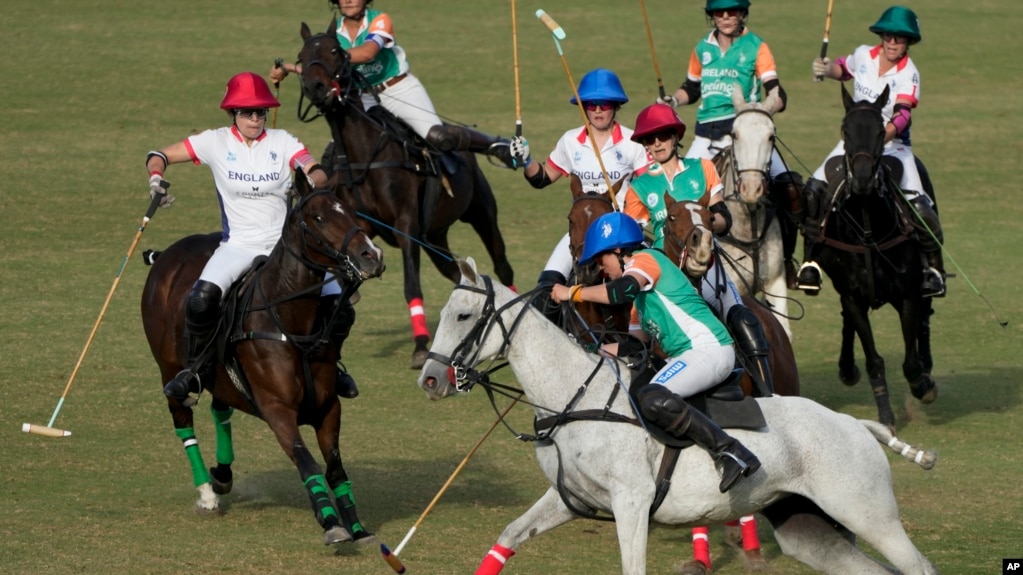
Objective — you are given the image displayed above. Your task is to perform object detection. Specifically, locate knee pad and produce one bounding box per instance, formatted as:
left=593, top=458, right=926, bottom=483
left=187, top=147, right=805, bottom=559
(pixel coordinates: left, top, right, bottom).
left=186, top=280, right=223, bottom=330
left=726, top=305, right=769, bottom=357
left=637, top=384, right=686, bottom=422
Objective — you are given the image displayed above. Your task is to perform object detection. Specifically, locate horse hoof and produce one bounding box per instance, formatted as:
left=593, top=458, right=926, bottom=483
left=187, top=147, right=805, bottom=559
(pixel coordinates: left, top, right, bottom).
left=678, top=560, right=709, bottom=575
left=352, top=530, right=376, bottom=544
left=323, top=526, right=353, bottom=545
left=724, top=523, right=743, bottom=548
left=839, top=365, right=861, bottom=386
left=912, top=376, right=939, bottom=404
left=209, top=466, right=233, bottom=495
left=410, top=349, right=428, bottom=370
left=743, top=548, right=770, bottom=572
left=195, top=483, right=221, bottom=514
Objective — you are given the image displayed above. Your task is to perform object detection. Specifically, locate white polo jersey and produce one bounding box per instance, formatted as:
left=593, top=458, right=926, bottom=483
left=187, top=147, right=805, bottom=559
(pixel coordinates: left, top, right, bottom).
left=844, top=44, right=920, bottom=146
left=546, top=122, right=650, bottom=205
left=185, top=126, right=313, bottom=246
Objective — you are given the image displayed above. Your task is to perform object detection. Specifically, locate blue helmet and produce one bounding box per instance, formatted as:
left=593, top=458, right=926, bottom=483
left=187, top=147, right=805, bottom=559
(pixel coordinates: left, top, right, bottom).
left=570, top=68, right=629, bottom=105
left=579, top=212, right=645, bottom=264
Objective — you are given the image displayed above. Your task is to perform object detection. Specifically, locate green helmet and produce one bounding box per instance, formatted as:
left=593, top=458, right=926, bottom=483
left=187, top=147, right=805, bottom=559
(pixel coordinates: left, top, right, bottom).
left=869, top=6, right=921, bottom=44
left=704, top=0, right=750, bottom=14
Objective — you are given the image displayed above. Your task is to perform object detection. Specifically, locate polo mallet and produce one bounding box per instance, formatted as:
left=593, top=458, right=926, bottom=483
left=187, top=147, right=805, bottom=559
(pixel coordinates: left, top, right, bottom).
left=511, top=0, right=522, bottom=138
left=815, top=0, right=835, bottom=82
left=536, top=9, right=619, bottom=211
left=637, top=0, right=666, bottom=99
left=22, top=186, right=167, bottom=439
left=272, top=57, right=283, bottom=128
left=392, top=396, right=522, bottom=556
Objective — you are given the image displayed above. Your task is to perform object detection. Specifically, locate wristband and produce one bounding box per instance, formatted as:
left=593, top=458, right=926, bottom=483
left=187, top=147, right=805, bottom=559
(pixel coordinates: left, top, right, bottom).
left=149, top=170, right=163, bottom=178
left=569, top=285, right=584, bottom=303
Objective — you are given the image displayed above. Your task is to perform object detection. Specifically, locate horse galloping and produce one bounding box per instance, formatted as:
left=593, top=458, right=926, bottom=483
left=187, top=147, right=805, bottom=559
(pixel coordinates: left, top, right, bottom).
left=141, top=176, right=385, bottom=545
left=802, top=84, right=938, bottom=430
left=418, top=258, right=937, bottom=575
left=714, top=91, right=793, bottom=339
left=297, top=21, right=515, bottom=368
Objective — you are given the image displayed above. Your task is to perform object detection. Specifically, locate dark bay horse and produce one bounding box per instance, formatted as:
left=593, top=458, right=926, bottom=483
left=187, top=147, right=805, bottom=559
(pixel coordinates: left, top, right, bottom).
left=297, top=21, right=515, bottom=368
left=564, top=175, right=630, bottom=344
left=806, top=84, right=937, bottom=430
left=141, top=176, right=385, bottom=545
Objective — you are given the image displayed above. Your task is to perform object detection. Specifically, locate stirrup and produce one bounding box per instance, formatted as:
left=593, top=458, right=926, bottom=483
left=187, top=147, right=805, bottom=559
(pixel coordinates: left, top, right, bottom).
left=796, top=261, right=822, bottom=293
left=921, top=267, right=946, bottom=298
left=335, top=361, right=360, bottom=399
left=486, top=141, right=519, bottom=170
left=163, top=369, right=202, bottom=407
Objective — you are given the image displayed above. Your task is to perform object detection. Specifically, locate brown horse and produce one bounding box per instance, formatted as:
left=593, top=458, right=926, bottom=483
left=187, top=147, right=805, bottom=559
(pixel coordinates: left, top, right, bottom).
left=297, top=21, right=515, bottom=368
left=662, top=193, right=799, bottom=575
left=564, top=175, right=630, bottom=344
left=140, top=176, right=385, bottom=545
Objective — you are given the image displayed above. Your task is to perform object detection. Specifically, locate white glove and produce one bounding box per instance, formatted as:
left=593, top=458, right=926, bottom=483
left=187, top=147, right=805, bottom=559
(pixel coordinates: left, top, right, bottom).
left=812, top=57, right=831, bottom=79
left=510, top=136, right=531, bottom=166
left=658, top=94, right=679, bottom=108
left=149, top=174, right=175, bottom=208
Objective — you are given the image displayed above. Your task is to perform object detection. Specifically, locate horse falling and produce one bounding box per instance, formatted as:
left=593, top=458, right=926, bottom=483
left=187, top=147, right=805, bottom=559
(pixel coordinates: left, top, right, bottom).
left=296, top=21, right=515, bottom=368
left=714, top=91, right=793, bottom=339
left=141, top=177, right=384, bottom=545
left=803, top=84, right=938, bottom=430
left=419, top=258, right=937, bottom=575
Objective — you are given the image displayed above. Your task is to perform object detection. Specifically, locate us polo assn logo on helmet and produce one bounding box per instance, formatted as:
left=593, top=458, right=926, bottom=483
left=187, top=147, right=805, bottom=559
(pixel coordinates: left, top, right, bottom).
left=601, top=220, right=615, bottom=239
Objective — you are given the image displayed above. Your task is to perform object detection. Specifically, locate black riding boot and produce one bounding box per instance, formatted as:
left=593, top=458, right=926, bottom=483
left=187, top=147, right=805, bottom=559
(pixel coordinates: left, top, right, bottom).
left=319, top=295, right=359, bottom=399
left=638, top=385, right=761, bottom=493
left=726, top=305, right=774, bottom=397
left=532, top=270, right=567, bottom=325
left=164, top=280, right=222, bottom=405
left=770, top=171, right=804, bottom=290
left=425, top=125, right=518, bottom=169
left=796, top=178, right=828, bottom=293
left=909, top=196, right=946, bottom=298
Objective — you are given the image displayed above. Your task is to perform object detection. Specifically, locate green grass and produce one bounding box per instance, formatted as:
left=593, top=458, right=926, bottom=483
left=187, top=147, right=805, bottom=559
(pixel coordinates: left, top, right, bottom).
left=2, top=1, right=1021, bottom=574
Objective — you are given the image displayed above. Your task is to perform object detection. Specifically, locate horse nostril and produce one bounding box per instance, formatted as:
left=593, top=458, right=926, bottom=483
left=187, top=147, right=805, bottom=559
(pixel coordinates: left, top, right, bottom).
left=425, top=376, right=437, bottom=390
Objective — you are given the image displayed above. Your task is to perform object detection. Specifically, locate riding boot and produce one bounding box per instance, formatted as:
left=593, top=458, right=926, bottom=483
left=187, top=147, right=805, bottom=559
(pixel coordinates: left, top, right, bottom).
left=909, top=195, right=946, bottom=298
left=318, top=295, right=360, bottom=399
left=726, top=305, right=774, bottom=397
left=531, top=270, right=567, bottom=325
left=796, top=178, right=828, bottom=294
left=770, top=171, right=804, bottom=290
left=164, top=280, right=222, bottom=405
left=637, top=385, right=761, bottom=493
left=425, top=125, right=518, bottom=170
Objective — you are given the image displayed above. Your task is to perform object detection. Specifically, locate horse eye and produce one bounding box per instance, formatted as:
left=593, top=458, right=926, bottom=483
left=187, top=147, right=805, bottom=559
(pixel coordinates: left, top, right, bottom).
left=457, top=313, right=472, bottom=321
left=314, top=214, right=325, bottom=223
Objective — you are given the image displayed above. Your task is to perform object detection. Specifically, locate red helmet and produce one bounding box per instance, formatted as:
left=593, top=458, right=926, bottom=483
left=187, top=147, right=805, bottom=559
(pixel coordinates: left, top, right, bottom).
left=631, top=104, right=687, bottom=143
left=219, top=72, right=280, bottom=110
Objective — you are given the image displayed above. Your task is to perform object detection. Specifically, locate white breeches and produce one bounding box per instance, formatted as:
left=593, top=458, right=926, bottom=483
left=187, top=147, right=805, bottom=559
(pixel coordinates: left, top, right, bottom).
left=654, top=344, right=736, bottom=397
left=360, top=73, right=441, bottom=140
left=199, top=240, right=342, bottom=296
left=543, top=232, right=575, bottom=278
left=812, top=140, right=927, bottom=203
left=700, top=256, right=743, bottom=321
left=686, top=134, right=789, bottom=178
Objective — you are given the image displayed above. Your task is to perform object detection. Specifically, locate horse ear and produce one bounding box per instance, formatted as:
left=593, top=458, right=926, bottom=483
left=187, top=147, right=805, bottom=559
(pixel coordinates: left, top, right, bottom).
left=664, top=192, right=677, bottom=210
left=841, top=82, right=854, bottom=112
left=327, top=16, right=338, bottom=37
left=612, top=176, right=625, bottom=194
left=876, top=85, right=891, bottom=110
left=458, top=257, right=480, bottom=285
left=570, top=173, right=584, bottom=200
left=301, top=21, right=311, bottom=41
left=762, top=87, right=782, bottom=116
left=731, top=87, right=748, bottom=112
left=293, top=169, right=313, bottom=197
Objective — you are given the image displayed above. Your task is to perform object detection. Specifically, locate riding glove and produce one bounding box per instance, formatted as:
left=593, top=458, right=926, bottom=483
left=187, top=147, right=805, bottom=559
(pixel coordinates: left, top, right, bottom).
left=812, top=57, right=831, bottom=79
left=658, top=94, right=679, bottom=108
left=510, top=136, right=531, bottom=167
left=149, top=175, right=175, bottom=208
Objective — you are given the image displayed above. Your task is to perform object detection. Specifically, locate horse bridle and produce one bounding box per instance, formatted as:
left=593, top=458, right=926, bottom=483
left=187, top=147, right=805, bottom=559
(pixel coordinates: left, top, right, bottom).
left=296, top=33, right=358, bottom=122
left=284, top=190, right=366, bottom=286
left=842, top=105, right=886, bottom=195
left=724, top=107, right=774, bottom=189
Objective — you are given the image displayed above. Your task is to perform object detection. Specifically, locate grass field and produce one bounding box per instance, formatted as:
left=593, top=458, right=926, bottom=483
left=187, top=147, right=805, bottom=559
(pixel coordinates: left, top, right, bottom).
left=2, top=1, right=1021, bottom=574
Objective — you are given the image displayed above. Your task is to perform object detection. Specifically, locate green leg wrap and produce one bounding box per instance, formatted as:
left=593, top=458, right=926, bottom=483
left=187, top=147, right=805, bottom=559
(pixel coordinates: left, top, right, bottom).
left=175, top=427, right=211, bottom=487
left=333, top=480, right=366, bottom=535
left=304, top=474, right=340, bottom=526
left=210, top=406, right=235, bottom=466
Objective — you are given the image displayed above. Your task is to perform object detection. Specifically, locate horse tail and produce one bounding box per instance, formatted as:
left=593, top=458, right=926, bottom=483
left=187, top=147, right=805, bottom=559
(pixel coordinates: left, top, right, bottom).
left=859, top=419, right=937, bottom=470
left=142, top=249, right=161, bottom=266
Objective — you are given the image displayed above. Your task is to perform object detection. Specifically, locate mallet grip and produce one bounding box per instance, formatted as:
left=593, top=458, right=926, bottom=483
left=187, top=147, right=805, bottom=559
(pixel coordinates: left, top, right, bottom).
left=536, top=10, right=565, bottom=39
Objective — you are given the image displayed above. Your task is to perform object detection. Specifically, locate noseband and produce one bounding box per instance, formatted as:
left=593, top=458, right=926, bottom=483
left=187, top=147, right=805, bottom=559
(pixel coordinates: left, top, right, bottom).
left=725, top=107, right=774, bottom=190
left=286, top=190, right=366, bottom=284
left=298, top=33, right=357, bottom=121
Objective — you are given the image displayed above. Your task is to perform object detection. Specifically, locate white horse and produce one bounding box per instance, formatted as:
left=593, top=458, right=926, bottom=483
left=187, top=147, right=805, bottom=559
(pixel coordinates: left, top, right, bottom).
left=418, top=258, right=938, bottom=575
left=717, top=91, right=792, bottom=339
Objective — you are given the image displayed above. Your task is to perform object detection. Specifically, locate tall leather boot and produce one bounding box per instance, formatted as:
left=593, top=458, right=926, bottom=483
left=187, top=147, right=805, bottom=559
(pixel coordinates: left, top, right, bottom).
left=318, top=295, right=360, bottom=399
left=532, top=270, right=567, bottom=326
left=164, top=280, right=222, bottom=405
left=909, top=196, right=946, bottom=298
left=796, top=178, right=828, bottom=293
left=638, top=385, right=761, bottom=493
left=726, top=305, right=774, bottom=397
left=770, top=171, right=804, bottom=289
left=425, top=125, right=518, bottom=169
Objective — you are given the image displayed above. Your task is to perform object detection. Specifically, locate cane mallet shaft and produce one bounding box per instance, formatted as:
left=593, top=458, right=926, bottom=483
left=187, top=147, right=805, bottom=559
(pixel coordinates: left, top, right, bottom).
left=815, top=0, right=834, bottom=82
left=393, top=396, right=522, bottom=556
left=23, top=188, right=166, bottom=438
left=536, top=9, right=618, bottom=210
left=511, top=0, right=522, bottom=137
left=637, top=0, right=666, bottom=99
left=272, top=58, right=283, bottom=128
